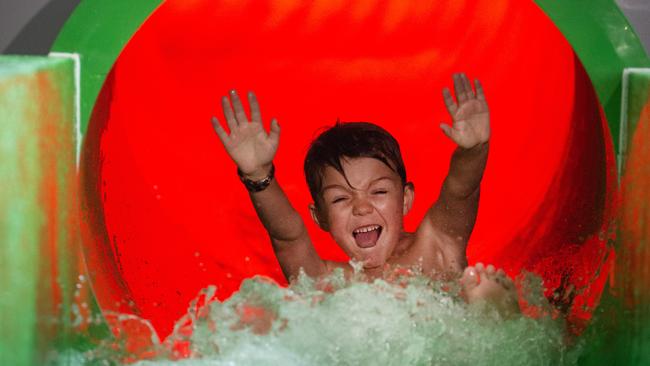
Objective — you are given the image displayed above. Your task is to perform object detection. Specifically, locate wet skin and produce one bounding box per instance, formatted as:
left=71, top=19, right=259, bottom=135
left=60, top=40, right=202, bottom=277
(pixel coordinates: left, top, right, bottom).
left=211, top=74, right=520, bottom=316
left=212, top=73, right=490, bottom=281
left=310, top=157, right=414, bottom=273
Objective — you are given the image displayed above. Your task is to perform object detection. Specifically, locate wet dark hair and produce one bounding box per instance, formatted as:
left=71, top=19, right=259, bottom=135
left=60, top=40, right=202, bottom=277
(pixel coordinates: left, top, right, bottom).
left=304, top=121, right=407, bottom=204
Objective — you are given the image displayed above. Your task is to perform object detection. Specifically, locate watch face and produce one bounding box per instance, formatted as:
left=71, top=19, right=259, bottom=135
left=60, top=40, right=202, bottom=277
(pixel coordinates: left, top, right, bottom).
left=241, top=165, right=274, bottom=192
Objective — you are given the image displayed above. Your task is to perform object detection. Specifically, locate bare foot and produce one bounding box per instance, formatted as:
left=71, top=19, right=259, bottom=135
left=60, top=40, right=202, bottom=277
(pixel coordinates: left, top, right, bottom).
left=461, top=263, right=519, bottom=317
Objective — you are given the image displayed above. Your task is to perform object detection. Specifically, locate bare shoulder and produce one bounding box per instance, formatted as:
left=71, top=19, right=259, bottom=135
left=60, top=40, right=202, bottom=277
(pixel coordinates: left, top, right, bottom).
left=408, top=222, right=467, bottom=274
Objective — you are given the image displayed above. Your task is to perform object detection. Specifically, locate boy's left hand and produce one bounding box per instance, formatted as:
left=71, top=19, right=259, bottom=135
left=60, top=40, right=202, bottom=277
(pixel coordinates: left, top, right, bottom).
left=440, top=73, right=490, bottom=149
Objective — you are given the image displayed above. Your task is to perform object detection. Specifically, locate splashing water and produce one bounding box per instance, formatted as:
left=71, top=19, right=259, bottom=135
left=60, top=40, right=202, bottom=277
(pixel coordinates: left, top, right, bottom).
left=50, top=266, right=581, bottom=365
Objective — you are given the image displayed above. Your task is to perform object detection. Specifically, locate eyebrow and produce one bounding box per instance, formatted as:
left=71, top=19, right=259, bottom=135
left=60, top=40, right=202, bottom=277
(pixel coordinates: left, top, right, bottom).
left=321, top=176, right=394, bottom=193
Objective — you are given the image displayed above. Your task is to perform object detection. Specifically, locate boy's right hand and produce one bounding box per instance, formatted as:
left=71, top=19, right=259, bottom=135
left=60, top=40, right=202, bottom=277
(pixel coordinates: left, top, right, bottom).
left=212, top=90, right=280, bottom=179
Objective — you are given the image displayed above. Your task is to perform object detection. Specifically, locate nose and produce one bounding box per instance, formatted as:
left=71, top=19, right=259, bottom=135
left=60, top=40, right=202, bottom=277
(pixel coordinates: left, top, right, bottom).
left=352, top=196, right=373, bottom=216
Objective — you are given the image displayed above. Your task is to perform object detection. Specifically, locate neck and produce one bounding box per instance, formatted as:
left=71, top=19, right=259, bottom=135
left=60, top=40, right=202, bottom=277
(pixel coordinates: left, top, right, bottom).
left=363, top=265, right=385, bottom=279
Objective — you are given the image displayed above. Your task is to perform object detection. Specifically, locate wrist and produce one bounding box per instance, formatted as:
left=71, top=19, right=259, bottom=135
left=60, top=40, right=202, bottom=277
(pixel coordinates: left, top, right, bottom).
left=239, top=163, right=273, bottom=181
left=457, top=141, right=489, bottom=155
left=238, top=164, right=275, bottom=192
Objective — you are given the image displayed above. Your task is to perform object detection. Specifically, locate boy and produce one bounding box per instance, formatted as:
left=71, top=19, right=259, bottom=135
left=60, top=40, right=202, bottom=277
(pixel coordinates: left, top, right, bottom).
left=211, top=73, right=517, bottom=311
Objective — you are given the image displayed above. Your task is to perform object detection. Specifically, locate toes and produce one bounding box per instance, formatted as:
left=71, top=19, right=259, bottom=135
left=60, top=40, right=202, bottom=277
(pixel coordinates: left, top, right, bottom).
left=482, top=264, right=496, bottom=282
left=461, top=266, right=480, bottom=291
left=499, top=275, right=515, bottom=291
left=475, top=262, right=485, bottom=272
left=493, top=268, right=514, bottom=290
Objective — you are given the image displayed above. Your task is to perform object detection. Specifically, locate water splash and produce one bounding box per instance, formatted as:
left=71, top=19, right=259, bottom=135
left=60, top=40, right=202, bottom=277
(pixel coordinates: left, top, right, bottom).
left=49, top=267, right=581, bottom=365
left=158, top=268, right=577, bottom=365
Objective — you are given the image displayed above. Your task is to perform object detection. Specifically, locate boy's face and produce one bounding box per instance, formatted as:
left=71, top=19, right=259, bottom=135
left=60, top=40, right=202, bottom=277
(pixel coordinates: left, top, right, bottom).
left=310, top=157, right=414, bottom=270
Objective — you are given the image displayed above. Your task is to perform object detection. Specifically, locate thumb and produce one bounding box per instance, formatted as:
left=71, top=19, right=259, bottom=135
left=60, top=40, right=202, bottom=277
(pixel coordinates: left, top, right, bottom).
left=439, top=123, right=454, bottom=140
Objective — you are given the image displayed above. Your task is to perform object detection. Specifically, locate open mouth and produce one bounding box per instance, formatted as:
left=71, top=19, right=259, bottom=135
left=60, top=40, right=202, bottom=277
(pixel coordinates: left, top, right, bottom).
left=352, top=225, right=383, bottom=248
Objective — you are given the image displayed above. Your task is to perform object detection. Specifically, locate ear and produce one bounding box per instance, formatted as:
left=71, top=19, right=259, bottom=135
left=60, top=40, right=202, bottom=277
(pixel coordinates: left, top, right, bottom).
left=402, top=182, right=414, bottom=215
left=309, top=203, right=329, bottom=231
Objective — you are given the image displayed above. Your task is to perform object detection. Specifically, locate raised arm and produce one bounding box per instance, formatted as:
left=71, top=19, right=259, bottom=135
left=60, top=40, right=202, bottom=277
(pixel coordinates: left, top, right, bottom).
left=211, top=90, right=327, bottom=281
left=416, top=73, right=490, bottom=273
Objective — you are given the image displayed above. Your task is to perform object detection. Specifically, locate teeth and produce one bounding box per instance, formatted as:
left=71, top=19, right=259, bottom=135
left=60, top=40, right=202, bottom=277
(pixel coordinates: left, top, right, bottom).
left=353, top=225, right=380, bottom=234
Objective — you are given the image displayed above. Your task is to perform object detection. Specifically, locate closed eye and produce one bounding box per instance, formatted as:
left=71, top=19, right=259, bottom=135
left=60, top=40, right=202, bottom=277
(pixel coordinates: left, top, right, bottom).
left=372, top=190, right=388, bottom=195
left=332, top=197, right=348, bottom=204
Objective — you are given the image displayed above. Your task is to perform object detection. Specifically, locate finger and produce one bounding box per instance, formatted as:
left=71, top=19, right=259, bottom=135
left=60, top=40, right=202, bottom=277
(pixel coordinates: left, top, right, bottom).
left=475, top=79, right=486, bottom=101
left=269, top=118, right=280, bottom=144
left=442, top=88, right=458, bottom=116
left=211, top=117, right=230, bottom=143
left=248, top=91, right=262, bottom=124
left=221, top=96, right=237, bottom=131
left=440, top=123, right=454, bottom=139
left=230, top=90, right=249, bottom=125
left=453, top=73, right=468, bottom=103
left=461, top=73, right=474, bottom=99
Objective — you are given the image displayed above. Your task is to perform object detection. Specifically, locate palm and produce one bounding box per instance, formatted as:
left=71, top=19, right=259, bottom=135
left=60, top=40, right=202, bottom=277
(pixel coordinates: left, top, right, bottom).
left=441, top=74, right=490, bottom=149
left=223, top=122, right=277, bottom=173
left=212, top=91, right=280, bottom=176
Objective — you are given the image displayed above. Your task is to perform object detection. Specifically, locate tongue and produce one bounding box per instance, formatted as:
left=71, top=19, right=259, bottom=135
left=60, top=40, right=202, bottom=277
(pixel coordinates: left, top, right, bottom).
left=354, top=229, right=379, bottom=248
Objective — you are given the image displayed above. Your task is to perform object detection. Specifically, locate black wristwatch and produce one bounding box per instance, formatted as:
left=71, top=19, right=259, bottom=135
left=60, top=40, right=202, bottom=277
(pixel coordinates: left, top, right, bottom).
left=237, top=164, right=275, bottom=192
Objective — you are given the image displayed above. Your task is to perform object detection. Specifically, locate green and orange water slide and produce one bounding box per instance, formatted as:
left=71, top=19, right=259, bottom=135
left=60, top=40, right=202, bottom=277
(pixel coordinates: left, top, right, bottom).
left=1, top=0, right=650, bottom=364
